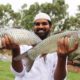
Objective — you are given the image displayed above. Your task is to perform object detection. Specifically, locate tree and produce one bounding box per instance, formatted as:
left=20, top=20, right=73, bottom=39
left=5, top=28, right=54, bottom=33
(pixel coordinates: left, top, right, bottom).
left=0, top=4, right=13, bottom=28
left=20, top=2, right=40, bottom=29
left=19, top=0, right=68, bottom=30
left=0, top=4, right=21, bottom=28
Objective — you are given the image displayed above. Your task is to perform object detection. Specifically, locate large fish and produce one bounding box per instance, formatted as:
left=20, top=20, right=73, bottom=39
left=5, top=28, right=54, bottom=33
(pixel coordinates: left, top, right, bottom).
left=15, top=30, right=80, bottom=61
left=0, top=28, right=42, bottom=48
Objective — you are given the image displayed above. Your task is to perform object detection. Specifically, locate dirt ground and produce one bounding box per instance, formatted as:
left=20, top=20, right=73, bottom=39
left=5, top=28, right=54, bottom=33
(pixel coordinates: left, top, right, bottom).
left=68, top=65, right=80, bottom=73
left=67, top=60, right=80, bottom=73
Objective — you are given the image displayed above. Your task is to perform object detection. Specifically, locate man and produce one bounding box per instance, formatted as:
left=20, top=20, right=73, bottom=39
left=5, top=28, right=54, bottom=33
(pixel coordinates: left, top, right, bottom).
left=1, top=12, right=78, bottom=80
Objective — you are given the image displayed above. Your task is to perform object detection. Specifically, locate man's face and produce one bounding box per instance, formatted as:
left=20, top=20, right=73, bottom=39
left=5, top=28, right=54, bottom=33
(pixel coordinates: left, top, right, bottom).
left=33, top=19, right=51, bottom=40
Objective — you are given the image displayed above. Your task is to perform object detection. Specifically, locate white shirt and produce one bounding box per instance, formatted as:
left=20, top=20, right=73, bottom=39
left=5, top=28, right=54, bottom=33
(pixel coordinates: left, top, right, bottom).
left=11, top=45, right=67, bottom=80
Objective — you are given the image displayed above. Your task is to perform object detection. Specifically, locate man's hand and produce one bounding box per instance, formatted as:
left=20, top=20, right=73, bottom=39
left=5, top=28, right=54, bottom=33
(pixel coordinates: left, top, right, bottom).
left=54, top=36, right=78, bottom=80
left=57, top=36, right=78, bottom=57
left=1, top=35, right=19, bottom=50
left=1, top=35, right=24, bottom=72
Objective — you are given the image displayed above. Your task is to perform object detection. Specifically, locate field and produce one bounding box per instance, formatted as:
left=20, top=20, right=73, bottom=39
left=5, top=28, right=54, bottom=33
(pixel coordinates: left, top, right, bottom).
left=68, top=71, right=80, bottom=80
left=0, top=61, right=80, bottom=80
left=0, top=61, right=14, bottom=80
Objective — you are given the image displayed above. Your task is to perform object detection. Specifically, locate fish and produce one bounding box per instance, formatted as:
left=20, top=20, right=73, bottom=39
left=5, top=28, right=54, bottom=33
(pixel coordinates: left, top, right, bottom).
left=0, top=28, right=42, bottom=48
left=15, top=30, right=80, bottom=61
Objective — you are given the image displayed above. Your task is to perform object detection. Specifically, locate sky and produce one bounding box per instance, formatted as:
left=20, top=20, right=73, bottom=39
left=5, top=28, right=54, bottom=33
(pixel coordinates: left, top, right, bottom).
left=0, top=0, right=80, bottom=16
left=65, top=0, right=80, bottom=16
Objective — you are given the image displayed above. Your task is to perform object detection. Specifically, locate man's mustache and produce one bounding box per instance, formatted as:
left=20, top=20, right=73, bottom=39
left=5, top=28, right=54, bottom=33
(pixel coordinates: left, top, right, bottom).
left=36, top=28, right=46, bottom=32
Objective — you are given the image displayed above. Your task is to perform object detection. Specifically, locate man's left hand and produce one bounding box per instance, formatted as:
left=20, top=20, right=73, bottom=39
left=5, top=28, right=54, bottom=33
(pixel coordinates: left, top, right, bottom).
left=57, top=36, right=78, bottom=57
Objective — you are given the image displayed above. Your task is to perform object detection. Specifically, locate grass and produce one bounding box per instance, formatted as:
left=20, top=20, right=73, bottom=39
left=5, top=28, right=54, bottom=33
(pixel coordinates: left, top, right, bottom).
left=0, top=61, right=80, bottom=80
left=68, top=71, right=80, bottom=80
left=0, top=61, right=14, bottom=80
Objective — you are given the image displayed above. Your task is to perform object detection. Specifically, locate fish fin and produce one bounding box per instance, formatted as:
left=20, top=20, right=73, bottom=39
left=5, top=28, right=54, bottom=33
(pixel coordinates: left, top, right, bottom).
left=32, top=43, right=37, bottom=47
left=14, top=52, right=28, bottom=61
left=26, top=55, right=34, bottom=72
left=40, top=53, right=47, bottom=62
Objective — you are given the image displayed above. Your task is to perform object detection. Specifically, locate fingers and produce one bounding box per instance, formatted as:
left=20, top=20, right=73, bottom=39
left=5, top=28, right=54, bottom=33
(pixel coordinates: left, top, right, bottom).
left=57, top=36, right=69, bottom=54
left=4, top=35, right=10, bottom=44
left=64, top=37, right=69, bottom=52
left=69, top=40, right=78, bottom=53
left=57, top=33, right=79, bottom=56
left=68, top=32, right=78, bottom=54
left=1, top=34, right=12, bottom=49
left=57, top=37, right=65, bottom=54
left=1, top=37, right=6, bottom=48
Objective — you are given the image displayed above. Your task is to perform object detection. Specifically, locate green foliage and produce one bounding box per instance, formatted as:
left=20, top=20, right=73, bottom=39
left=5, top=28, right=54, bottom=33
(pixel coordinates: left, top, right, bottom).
left=40, top=3, right=53, bottom=14
left=0, top=0, right=80, bottom=30
left=20, top=2, right=40, bottom=29
left=0, top=0, right=69, bottom=29
left=0, top=61, right=14, bottom=80
left=20, top=0, right=68, bottom=30
left=0, top=4, right=13, bottom=27
left=68, top=71, right=80, bottom=80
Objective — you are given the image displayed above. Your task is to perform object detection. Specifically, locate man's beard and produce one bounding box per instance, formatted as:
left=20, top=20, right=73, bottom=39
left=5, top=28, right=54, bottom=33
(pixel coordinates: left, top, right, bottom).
left=34, top=28, right=50, bottom=40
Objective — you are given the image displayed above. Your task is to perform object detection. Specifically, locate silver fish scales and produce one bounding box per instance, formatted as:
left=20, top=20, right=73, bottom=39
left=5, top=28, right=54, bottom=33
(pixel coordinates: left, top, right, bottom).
left=0, top=28, right=42, bottom=48
left=15, top=30, right=80, bottom=61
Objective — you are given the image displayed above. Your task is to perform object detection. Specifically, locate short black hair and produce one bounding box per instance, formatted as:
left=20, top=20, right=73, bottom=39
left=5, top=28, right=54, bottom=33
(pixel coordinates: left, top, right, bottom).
left=48, top=20, right=52, bottom=27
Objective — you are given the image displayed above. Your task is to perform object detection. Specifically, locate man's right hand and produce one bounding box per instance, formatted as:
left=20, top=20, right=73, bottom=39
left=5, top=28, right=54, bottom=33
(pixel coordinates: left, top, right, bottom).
left=1, top=35, right=24, bottom=72
left=1, top=35, right=19, bottom=50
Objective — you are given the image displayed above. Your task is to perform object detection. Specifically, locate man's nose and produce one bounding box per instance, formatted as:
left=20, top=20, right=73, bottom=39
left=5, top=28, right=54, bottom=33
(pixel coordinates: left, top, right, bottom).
left=38, top=24, right=44, bottom=28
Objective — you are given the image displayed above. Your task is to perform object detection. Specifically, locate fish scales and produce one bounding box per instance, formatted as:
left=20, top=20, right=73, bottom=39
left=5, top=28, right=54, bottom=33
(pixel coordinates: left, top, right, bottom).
left=15, top=30, right=80, bottom=61
left=0, top=28, right=42, bottom=48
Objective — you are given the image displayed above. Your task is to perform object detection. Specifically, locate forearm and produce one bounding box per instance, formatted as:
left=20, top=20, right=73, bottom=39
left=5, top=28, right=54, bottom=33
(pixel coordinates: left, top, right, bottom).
left=54, top=55, right=67, bottom=80
left=12, top=45, right=23, bottom=73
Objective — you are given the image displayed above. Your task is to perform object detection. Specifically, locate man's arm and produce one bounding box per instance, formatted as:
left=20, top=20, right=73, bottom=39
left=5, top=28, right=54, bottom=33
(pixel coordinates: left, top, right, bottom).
left=54, top=36, right=78, bottom=80
left=54, top=55, right=66, bottom=80
left=12, top=46, right=23, bottom=72
left=1, top=35, right=23, bottom=73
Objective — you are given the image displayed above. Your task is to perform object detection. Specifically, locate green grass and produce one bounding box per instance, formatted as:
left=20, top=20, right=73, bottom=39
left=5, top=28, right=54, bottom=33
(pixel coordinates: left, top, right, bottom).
left=0, top=61, right=80, bottom=80
left=68, top=71, right=80, bottom=80
left=0, top=61, right=14, bottom=80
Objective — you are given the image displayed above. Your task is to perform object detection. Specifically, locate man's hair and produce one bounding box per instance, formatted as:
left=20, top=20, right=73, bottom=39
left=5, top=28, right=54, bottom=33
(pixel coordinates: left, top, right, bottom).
left=48, top=20, right=52, bottom=26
